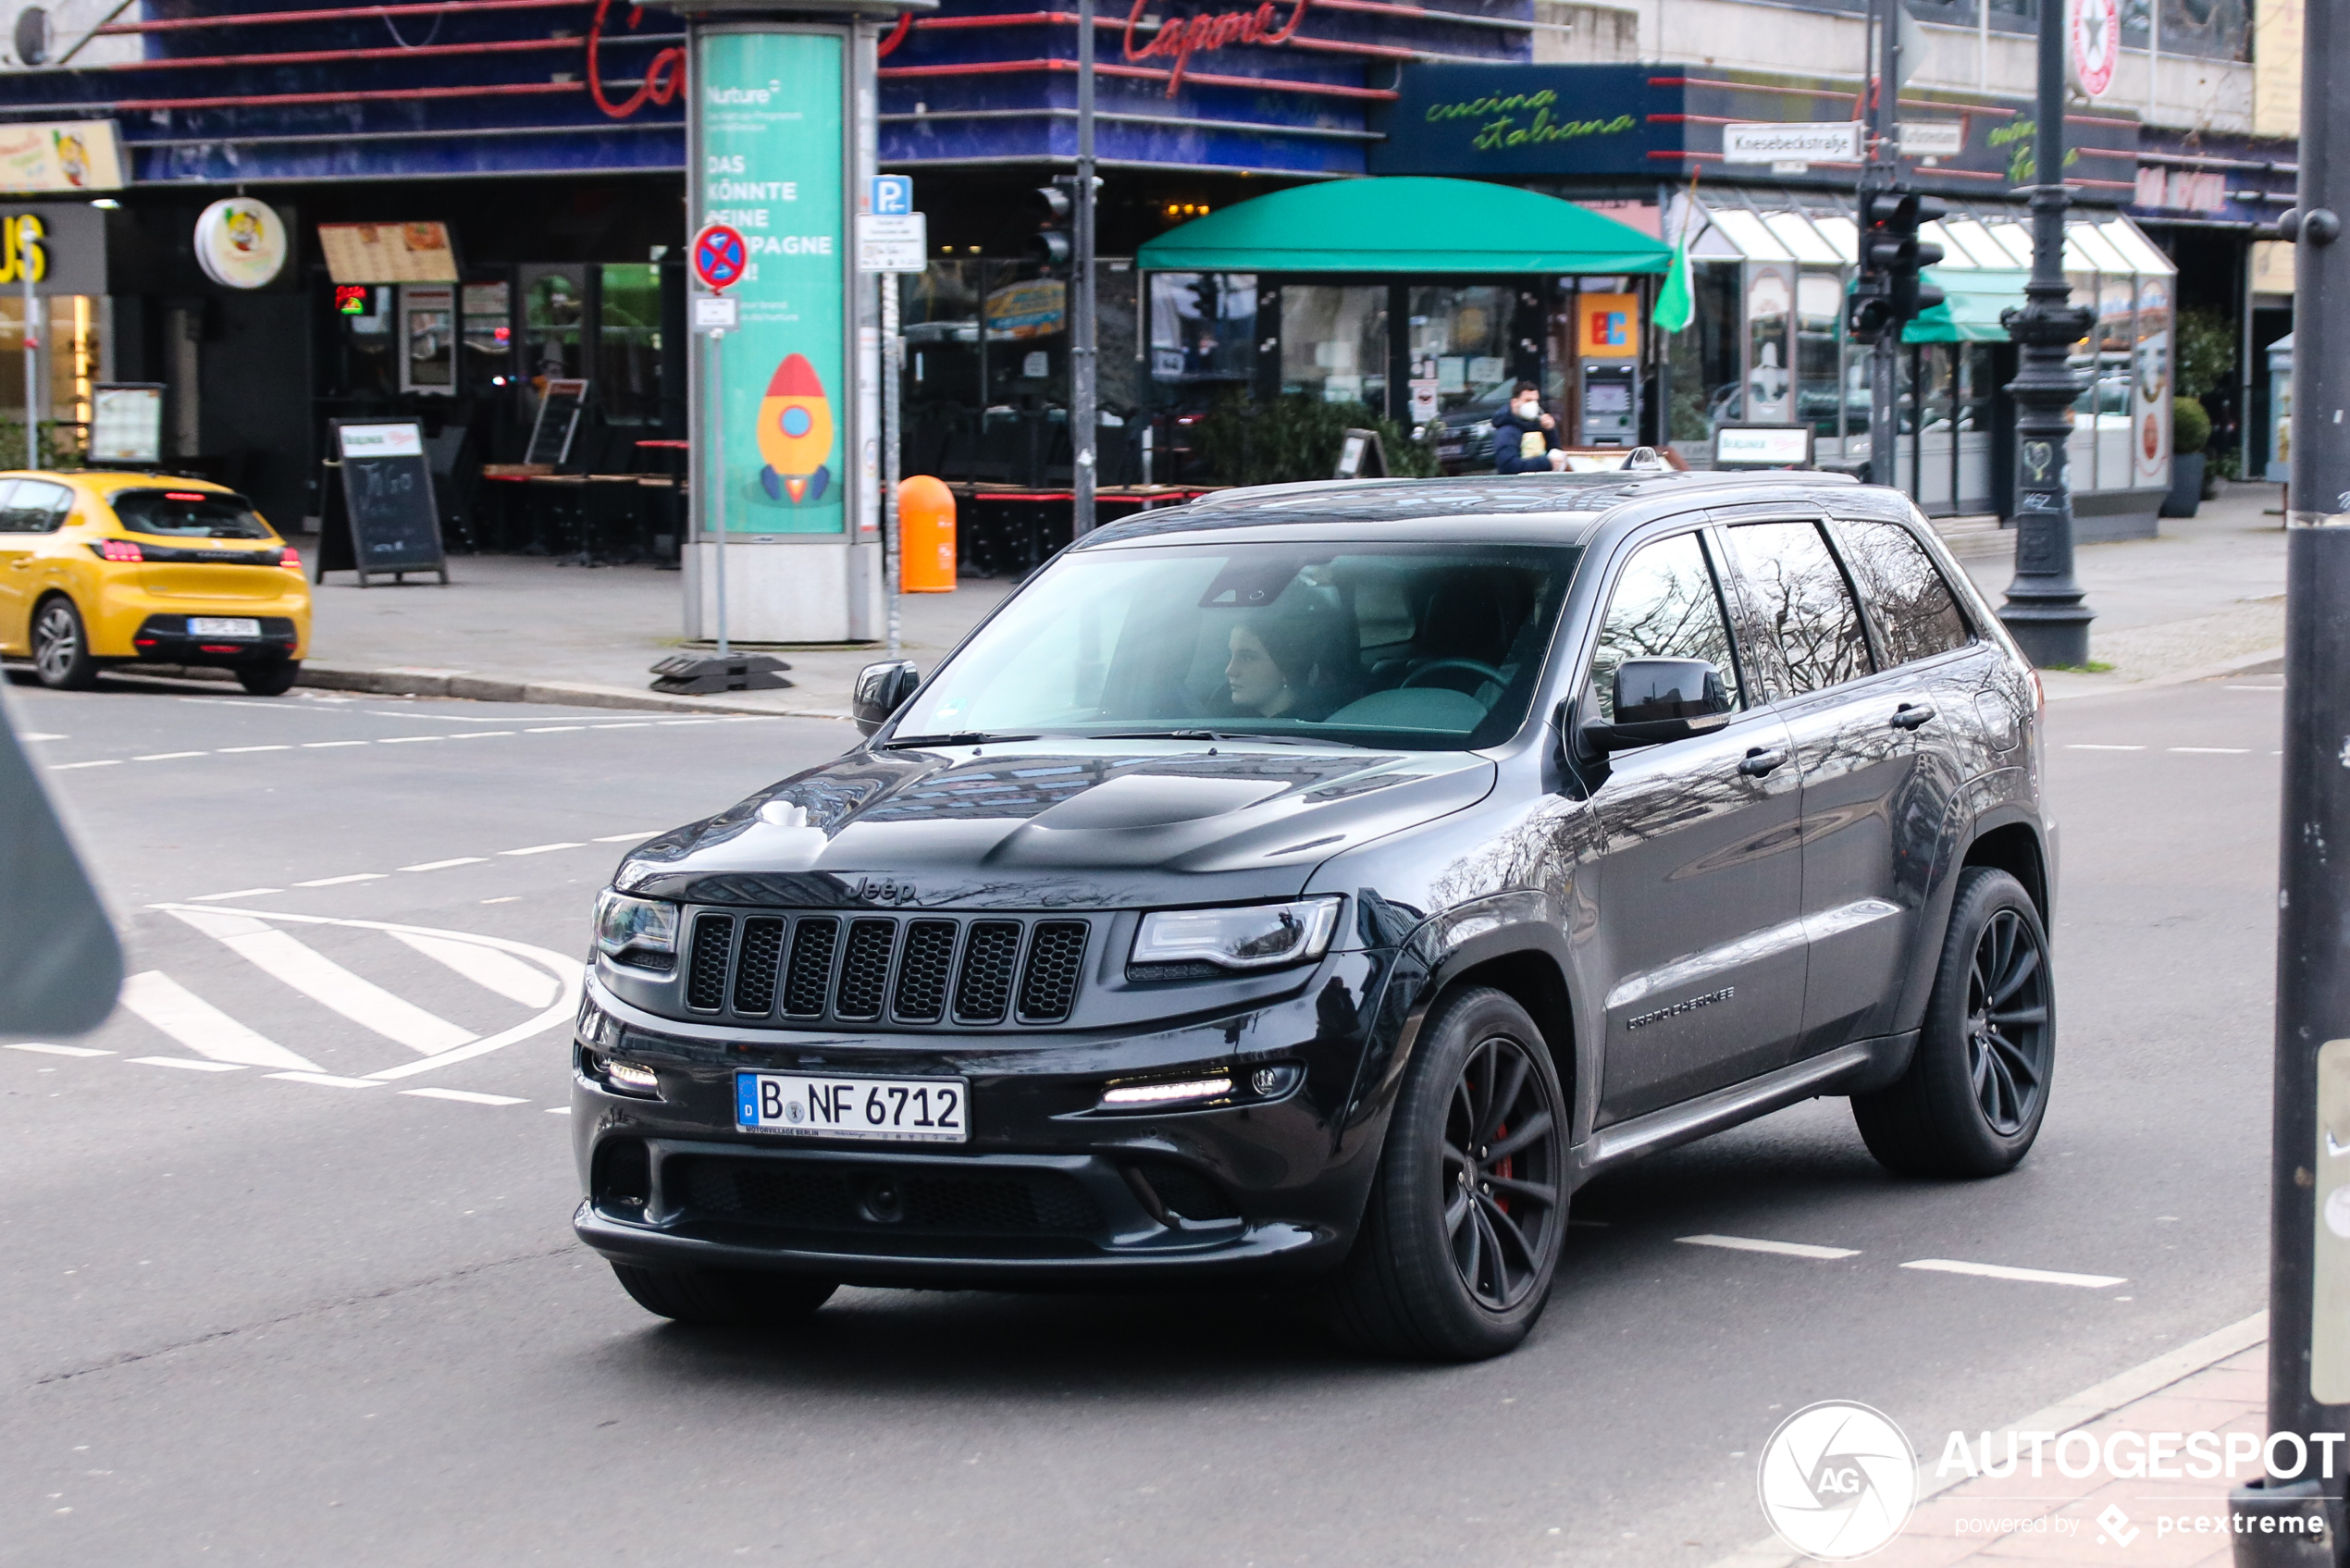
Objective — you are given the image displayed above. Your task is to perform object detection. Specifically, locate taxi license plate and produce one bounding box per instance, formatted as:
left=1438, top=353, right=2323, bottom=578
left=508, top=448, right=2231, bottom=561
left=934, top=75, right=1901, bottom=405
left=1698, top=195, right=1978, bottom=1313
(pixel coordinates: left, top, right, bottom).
left=189, top=617, right=261, bottom=637
left=735, top=1071, right=969, bottom=1143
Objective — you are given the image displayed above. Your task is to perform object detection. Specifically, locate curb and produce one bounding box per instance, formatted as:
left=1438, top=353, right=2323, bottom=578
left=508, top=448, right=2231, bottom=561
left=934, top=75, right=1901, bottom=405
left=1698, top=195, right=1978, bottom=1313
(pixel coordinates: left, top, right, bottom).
left=2045, top=644, right=2285, bottom=701
left=122, top=661, right=859, bottom=722
left=1706, top=1312, right=2270, bottom=1568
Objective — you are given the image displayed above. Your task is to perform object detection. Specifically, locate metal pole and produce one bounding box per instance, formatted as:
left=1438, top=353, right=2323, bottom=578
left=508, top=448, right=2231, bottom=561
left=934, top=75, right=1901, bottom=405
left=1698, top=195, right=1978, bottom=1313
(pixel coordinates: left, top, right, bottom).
left=2230, top=0, right=2350, bottom=1551
left=709, top=325, right=728, bottom=659
left=21, top=256, right=35, bottom=470
left=883, top=271, right=902, bottom=659
left=1070, top=0, right=1097, bottom=536
left=1994, top=0, right=2094, bottom=667
left=1867, top=0, right=1898, bottom=488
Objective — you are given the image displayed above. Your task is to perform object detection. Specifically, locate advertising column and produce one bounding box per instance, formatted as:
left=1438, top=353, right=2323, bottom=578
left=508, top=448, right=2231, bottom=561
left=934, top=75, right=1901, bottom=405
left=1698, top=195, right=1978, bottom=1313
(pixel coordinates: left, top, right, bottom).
left=686, top=23, right=865, bottom=643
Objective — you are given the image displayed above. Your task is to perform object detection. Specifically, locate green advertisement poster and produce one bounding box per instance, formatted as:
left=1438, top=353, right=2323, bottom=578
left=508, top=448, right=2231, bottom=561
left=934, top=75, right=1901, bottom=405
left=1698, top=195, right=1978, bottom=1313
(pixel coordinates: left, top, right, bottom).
left=694, top=28, right=847, bottom=536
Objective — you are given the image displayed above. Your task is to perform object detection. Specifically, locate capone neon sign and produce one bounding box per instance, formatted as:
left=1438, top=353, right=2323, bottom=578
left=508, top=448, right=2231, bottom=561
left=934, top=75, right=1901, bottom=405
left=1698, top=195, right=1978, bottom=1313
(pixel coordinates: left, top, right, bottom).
left=1123, top=0, right=1311, bottom=95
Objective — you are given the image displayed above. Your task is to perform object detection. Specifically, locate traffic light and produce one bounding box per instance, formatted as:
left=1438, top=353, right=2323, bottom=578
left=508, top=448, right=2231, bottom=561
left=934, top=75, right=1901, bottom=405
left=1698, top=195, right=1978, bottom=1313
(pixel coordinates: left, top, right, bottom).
left=1852, top=190, right=1948, bottom=340
left=1029, top=182, right=1072, bottom=272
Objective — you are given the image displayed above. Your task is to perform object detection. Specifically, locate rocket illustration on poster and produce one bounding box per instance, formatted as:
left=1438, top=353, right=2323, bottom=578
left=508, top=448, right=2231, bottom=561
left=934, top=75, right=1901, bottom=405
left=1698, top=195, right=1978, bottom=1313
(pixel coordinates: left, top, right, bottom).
left=757, top=353, right=834, bottom=504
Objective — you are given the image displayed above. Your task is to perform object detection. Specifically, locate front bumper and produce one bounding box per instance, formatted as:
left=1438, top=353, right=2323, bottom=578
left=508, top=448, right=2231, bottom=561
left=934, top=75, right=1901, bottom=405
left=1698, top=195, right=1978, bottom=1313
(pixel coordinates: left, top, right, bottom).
left=568, top=957, right=1394, bottom=1289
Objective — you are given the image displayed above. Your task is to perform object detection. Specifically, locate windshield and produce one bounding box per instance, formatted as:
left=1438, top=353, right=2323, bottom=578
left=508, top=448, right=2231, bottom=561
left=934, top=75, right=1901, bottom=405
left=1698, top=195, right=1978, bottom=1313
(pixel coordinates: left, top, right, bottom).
left=108, top=488, right=274, bottom=540
left=897, top=542, right=1581, bottom=751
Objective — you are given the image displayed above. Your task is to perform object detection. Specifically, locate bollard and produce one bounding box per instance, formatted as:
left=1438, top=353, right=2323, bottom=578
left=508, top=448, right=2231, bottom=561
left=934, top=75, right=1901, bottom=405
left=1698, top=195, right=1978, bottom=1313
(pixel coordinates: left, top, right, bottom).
left=898, top=475, right=957, bottom=593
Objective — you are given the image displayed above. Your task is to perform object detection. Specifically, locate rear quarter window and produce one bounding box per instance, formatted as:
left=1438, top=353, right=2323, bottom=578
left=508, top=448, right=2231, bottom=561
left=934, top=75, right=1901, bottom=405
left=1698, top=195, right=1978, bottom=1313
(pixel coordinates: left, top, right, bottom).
left=0, top=479, right=72, bottom=533
left=108, top=488, right=274, bottom=540
left=1831, top=518, right=1973, bottom=665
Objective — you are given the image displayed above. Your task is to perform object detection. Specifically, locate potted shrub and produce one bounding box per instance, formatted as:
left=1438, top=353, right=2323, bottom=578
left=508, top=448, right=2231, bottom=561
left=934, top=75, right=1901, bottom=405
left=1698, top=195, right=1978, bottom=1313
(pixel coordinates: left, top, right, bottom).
left=2163, top=395, right=2210, bottom=518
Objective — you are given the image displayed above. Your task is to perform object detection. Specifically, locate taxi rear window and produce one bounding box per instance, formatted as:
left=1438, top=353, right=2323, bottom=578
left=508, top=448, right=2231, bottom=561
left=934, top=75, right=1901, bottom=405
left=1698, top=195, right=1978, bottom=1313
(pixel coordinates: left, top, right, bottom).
left=109, top=488, right=273, bottom=539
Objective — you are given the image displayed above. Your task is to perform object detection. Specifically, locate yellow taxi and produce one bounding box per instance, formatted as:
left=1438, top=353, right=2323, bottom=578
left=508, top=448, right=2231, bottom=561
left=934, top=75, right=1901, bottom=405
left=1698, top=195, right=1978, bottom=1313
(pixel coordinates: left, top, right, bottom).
left=0, top=471, right=311, bottom=696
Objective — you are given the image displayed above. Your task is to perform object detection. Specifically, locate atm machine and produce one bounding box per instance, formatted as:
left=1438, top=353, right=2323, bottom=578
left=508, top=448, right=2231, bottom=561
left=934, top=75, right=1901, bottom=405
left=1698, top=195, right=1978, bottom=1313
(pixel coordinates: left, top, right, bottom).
left=1574, top=290, right=1642, bottom=447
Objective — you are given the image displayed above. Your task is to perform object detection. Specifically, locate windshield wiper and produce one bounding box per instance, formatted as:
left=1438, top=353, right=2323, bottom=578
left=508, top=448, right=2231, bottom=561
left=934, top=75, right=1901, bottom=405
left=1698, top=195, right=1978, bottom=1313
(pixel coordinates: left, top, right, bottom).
left=1092, top=729, right=1360, bottom=748
left=878, top=731, right=1037, bottom=749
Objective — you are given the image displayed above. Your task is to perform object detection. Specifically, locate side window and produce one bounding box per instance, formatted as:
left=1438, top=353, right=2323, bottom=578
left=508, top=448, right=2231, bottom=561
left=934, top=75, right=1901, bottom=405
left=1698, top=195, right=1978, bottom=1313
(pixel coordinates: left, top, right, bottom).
left=1718, top=521, right=1873, bottom=698
left=16, top=481, right=71, bottom=533
left=1588, top=531, right=1744, bottom=722
left=0, top=480, right=26, bottom=532
left=1831, top=518, right=1973, bottom=664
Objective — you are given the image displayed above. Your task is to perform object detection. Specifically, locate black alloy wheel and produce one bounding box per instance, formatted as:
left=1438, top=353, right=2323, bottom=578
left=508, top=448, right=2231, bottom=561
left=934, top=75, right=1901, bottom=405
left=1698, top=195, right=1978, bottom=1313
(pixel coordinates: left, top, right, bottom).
left=1326, top=986, right=1568, bottom=1361
left=31, top=596, right=96, bottom=690
left=1853, top=866, right=2054, bottom=1179
left=1965, top=904, right=2049, bottom=1136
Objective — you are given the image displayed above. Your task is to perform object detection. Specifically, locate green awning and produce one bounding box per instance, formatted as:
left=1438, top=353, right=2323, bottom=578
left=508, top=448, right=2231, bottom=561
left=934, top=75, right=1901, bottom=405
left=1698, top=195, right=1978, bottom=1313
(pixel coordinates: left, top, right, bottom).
left=1903, top=268, right=2030, bottom=343
left=1134, top=177, right=1672, bottom=276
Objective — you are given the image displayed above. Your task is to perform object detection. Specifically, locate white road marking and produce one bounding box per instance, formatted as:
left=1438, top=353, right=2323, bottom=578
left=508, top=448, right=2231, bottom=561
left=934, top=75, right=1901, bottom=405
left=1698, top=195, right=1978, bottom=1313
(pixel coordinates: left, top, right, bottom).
left=128, top=1056, right=243, bottom=1072
left=377, top=735, right=446, bottom=744
left=389, top=930, right=561, bottom=1008
left=401, top=1087, right=527, bottom=1106
left=545, top=1105, right=572, bottom=1115
left=292, top=873, right=387, bottom=887
left=1901, top=1258, right=2126, bottom=1289
left=6, top=1043, right=111, bottom=1058
left=364, top=710, right=524, bottom=723
left=595, top=722, right=654, bottom=730
left=446, top=731, right=516, bottom=740
left=163, top=909, right=476, bottom=1056
left=20, top=732, right=65, bottom=740
left=218, top=745, right=292, bottom=754
left=594, top=832, right=663, bottom=842
left=401, top=857, right=487, bottom=872
left=135, top=751, right=207, bottom=761
left=2223, top=685, right=2283, bottom=692
left=2065, top=744, right=2146, bottom=751
left=187, top=888, right=279, bottom=901
left=526, top=725, right=585, bottom=734
left=1677, top=1234, right=1861, bottom=1261
left=501, top=842, right=584, bottom=856
left=118, top=971, right=325, bottom=1071
left=51, top=759, right=121, bottom=770
left=2170, top=747, right=2250, bottom=755
left=266, top=1071, right=383, bottom=1090
left=657, top=719, right=717, bottom=726
left=303, top=740, right=369, bottom=749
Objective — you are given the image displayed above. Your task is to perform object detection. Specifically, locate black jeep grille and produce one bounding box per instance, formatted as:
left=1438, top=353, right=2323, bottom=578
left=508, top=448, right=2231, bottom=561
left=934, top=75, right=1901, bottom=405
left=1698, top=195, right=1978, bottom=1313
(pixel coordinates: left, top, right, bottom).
left=676, top=909, right=1093, bottom=1029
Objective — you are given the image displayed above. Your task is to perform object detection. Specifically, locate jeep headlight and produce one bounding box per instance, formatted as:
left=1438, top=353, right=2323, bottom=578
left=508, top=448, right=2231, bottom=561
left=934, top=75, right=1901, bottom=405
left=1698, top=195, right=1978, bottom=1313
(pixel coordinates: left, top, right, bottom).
left=1130, top=896, right=1342, bottom=975
left=594, top=889, right=678, bottom=970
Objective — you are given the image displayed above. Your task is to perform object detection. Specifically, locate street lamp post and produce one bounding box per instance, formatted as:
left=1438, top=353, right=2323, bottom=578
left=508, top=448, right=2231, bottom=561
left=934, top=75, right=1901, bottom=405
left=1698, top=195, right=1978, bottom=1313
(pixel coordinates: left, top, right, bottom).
left=1994, top=0, right=2095, bottom=668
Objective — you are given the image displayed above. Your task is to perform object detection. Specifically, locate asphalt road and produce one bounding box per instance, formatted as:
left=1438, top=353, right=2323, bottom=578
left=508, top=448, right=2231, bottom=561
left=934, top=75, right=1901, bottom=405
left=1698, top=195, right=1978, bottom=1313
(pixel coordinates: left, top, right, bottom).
left=0, top=668, right=2283, bottom=1567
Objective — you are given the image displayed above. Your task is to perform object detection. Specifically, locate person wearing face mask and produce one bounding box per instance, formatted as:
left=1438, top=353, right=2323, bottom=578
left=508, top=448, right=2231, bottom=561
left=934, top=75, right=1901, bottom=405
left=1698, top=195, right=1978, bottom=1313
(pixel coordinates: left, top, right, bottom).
left=1490, top=380, right=1569, bottom=474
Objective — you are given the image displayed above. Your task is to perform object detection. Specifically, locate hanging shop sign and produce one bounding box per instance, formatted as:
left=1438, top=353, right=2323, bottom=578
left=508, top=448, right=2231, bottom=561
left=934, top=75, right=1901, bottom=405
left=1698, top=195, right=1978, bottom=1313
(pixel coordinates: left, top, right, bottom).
left=193, top=197, right=290, bottom=290
left=316, top=221, right=459, bottom=284
left=0, top=119, right=123, bottom=194
left=692, top=27, right=849, bottom=536
left=2069, top=0, right=2119, bottom=99
left=983, top=278, right=1066, bottom=340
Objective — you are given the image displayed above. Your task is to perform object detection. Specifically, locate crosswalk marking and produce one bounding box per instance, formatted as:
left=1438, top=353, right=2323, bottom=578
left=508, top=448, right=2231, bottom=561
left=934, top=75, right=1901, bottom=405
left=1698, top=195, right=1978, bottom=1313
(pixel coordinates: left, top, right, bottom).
left=500, top=842, right=584, bottom=856
left=389, top=931, right=561, bottom=1008
left=128, top=1056, right=244, bottom=1072
left=6, top=1043, right=111, bottom=1057
left=165, top=908, right=476, bottom=1056
left=267, top=1071, right=383, bottom=1090
left=1678, top=1234, right=1861, bottom=1261
left=402, top=1087, right=526, bottom=1106
left=1900, top=1258, right=2126, bottom=1289
left=118, top=971, right=324, bottom=1071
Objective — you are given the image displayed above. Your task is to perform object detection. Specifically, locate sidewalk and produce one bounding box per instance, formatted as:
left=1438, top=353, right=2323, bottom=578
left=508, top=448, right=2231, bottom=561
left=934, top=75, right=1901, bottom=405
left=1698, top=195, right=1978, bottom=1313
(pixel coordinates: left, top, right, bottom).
left=247, top=481, right=2286, bottom=716
left=1717, top=1315, right=2276, bottom=1568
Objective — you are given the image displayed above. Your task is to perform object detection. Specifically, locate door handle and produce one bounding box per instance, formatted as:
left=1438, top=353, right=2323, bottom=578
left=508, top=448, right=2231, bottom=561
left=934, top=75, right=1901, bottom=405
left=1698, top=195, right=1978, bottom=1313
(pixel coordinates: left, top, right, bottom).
left=6, top=559, right=30, bottom=570
left=1891, top=702, right=1936, bottom=731
left=1738, top=747, right=1789, bottom=778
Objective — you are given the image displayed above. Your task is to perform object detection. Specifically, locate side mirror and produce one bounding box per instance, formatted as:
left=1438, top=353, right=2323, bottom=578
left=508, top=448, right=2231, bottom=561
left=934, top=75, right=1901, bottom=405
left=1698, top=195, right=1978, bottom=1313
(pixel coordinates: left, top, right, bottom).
left=1581, top=657, right=1734, bottom=753
left=852, top=660, right=922, bottom=737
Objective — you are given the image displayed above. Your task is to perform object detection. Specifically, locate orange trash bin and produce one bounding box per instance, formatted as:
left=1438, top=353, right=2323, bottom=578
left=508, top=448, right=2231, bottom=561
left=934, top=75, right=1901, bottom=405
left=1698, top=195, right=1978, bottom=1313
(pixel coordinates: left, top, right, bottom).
left=898, top=475, right=957, bottom=592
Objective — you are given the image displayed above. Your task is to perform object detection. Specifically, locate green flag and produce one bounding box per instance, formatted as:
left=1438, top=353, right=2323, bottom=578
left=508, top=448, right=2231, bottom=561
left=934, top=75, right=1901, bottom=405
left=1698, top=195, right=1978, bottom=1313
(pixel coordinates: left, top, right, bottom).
left=1653, top=226, right=1693, bottom=335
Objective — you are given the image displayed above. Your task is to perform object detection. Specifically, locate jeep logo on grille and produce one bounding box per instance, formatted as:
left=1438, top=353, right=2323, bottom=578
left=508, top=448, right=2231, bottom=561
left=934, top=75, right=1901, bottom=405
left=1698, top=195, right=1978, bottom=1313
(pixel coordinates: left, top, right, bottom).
left=851, top=875, right=918, bottom=906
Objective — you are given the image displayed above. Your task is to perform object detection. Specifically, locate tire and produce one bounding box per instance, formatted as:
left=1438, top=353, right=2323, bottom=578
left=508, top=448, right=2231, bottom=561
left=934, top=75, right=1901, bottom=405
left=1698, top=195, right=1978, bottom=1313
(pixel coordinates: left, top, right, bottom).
left=1325, top=986, right=1568, bottom=1361
left=236, top=659, right=301, bottom=697
left=610, top=1262, right=837, bottom=1327
left=1853, top=867, right=2054, bottom=1179
left=30, top=596, right=97, bottom=691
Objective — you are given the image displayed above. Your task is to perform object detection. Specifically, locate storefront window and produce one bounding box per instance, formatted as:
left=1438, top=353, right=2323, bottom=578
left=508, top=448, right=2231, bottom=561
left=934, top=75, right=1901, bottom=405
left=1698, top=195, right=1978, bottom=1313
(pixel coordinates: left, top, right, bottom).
left=597, top=263, right=662, bottom=426
left=1149, top=272, right=1255, bottom=389
left=522, top=265, right=586, bottom=384
left=1795, top=271, right=1845, bottom=438
left=1280, top=284, right=1387, bottom=416
left=1407, top=284, right=1512, bottom=420
left=1665, top=262, right=1738, bottom=449
left=0, top=294, right=102, bottom=458
left=1745, top=265, right=1793, bottom=425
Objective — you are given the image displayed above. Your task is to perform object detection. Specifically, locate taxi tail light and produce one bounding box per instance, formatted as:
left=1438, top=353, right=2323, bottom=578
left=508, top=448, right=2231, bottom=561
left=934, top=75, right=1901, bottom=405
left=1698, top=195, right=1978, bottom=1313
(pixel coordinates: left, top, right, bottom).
left=278, top=548, right=303, bottom=571
left=91, top=538, right=142, bottom=562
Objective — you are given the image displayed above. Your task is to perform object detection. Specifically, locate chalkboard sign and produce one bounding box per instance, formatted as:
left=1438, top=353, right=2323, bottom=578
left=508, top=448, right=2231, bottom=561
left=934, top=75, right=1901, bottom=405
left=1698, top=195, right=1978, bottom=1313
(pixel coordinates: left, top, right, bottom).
left=315, top=419, right=449, bottom=586
left=525, top=378, right=589, bottom=469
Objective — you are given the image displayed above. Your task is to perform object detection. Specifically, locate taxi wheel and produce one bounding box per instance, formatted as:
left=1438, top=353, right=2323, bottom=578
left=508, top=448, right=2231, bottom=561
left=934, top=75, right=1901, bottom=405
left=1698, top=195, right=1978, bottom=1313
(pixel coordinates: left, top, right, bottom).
left=236, top=659, right=301, bottom=697
left=31, top=596, right=97, bottom=691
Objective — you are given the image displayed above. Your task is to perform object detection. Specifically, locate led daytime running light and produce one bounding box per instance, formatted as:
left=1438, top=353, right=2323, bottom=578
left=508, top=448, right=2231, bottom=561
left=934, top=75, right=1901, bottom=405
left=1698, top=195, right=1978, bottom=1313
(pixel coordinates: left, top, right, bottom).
left=1100, top=1076, right=1232, bottom=1106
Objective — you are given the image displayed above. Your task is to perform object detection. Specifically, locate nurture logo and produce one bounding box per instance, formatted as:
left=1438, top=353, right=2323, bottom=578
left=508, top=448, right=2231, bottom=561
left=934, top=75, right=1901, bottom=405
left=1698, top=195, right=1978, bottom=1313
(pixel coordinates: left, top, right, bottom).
left=1758, top=1401, right=1920, bottom=1561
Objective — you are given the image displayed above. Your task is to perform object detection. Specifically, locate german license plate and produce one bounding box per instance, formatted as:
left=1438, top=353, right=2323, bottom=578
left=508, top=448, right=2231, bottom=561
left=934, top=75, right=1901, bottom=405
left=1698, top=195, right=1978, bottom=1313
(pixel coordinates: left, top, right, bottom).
left=189, top=617, right=261, bottom=637
left=735, top=1071, right=969, bottom=1143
